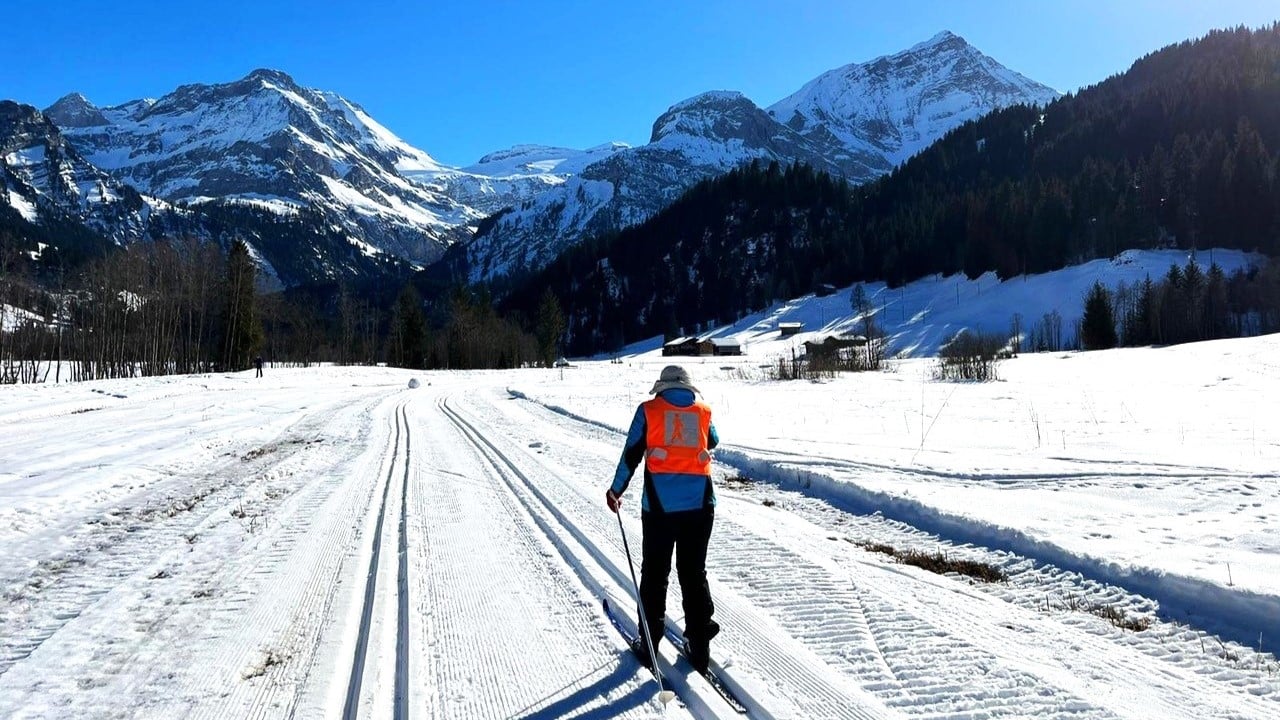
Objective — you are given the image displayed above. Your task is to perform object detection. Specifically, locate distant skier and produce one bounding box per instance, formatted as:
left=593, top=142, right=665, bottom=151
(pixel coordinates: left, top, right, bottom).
left=254, top=355, right=264, bottom=378
left=606, top=365, right=720, bottom=673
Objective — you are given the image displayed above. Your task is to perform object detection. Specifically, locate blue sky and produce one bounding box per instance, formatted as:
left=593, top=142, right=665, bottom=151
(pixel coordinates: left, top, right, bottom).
left=4, top=0, right=1278, bottom=166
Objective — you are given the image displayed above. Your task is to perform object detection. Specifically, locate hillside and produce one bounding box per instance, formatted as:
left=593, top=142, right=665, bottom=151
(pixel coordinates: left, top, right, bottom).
left=505, top=26, right=1280, bottom=355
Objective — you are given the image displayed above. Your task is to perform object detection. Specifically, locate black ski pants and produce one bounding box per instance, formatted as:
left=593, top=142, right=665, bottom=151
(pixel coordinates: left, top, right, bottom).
left=638, top=506, right=717, bottom=647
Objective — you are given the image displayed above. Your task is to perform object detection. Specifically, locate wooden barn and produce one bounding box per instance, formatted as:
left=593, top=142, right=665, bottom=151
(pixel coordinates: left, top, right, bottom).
left=778, top=322, right=804, bottom=337
left=804, top=333, right=867, bottom=361
left=706, top=338, right=743, bottom=356
left=662, top=336, right=700, bottom=356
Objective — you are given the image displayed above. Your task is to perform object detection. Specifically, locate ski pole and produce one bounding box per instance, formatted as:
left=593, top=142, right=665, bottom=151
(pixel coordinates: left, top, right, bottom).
left=617, top=511, right=676, bottom=706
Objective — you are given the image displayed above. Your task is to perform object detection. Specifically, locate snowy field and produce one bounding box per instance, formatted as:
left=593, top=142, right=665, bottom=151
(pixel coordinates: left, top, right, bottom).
left=1, top=333, right=1278, bottom=718
left=2, top=248, right=1278, bottom=718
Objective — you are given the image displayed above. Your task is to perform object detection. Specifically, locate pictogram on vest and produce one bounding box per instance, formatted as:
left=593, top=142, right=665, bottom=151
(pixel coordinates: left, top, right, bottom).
left=642, top=396, right=712, bottom=476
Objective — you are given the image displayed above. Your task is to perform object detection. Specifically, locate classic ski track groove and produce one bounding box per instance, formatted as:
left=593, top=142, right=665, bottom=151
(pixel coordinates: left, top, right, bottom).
left=438, top=398, right=728, bottom=719
left=343, top=401, right=409, bottom=720
left=183, top=394, right=397, bottom=719
left=485, top=388, right=1280, bottom=718
left=421, top=396, right=671, bottom=719
left=442, top=395, right=892, bottom=719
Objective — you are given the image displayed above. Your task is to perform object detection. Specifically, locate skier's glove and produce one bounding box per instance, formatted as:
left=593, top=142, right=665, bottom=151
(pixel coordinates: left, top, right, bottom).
left=605, top=489, right=622, bottom=513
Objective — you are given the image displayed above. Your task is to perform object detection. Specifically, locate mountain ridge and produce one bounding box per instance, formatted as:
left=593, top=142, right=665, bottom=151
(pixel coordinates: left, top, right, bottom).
left=464, top=30, right=1060, bottom=286
left=11, top=31, right=1060, bottom=290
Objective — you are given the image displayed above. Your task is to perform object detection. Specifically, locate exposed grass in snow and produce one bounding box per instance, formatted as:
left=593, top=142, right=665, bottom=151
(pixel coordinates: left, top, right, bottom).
left=857, top=540, right=1009, bottom=583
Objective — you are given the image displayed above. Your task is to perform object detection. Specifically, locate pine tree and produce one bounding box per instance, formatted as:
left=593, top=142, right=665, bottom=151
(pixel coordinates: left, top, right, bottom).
left=389, top=283, right=427, bottom=369
left=1080, top=281, right=1118, bottom=350
left=536, top=289, right=566, bottom=367
left=1204, top=262, right=1230, bottom=339
left=222, top=239, right=262, bottom=371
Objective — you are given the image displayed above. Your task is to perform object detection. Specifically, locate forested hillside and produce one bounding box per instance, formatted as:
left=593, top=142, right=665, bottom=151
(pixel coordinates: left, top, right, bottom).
left=506, top=24, right=1280, bottom=355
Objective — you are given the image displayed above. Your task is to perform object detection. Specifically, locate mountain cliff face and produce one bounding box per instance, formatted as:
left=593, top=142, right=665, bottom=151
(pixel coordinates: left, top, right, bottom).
left=48, top=69, right=478, bottom=266
left=464, top=32, right=1060, bottom=285
left=1, top=101, right=155, bottom=245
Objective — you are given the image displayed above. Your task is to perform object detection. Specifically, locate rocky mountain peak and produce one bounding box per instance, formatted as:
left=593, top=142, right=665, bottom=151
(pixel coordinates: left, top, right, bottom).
left=649, top=91, right=761, bottom=144
left=0, top=100, right=43, bottom=130
left=243, top=68, right=297, bottom=87
left=912, top=30, right=965, bottom=52
left=768, top=31, right=1059, bottom=170
left=0, top=102, right=68, bottom=157
left=44, top=93, right=108, bottom=128
left=50, top=69, right=475, bottom=269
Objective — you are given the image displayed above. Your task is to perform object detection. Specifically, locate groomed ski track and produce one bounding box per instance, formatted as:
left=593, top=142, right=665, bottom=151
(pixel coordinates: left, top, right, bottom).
left=439, top=394, right=893, bottom=719
left=1, top=369, right=1277, bottom=719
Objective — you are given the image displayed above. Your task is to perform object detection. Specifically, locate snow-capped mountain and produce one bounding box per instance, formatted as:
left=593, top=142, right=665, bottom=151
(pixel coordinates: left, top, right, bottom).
left=462, top=90, right=857, bottom=283
left=404, top=142, right=630, bottom=219
left=1, top=100, right=156, bottom=243
left=463, top=31, right=1060, bottom=286
left=768, top=31, right=1060, bottom=173
left=47, top=69, right=479, bottom=266
left=23, top=32, right=1059, bottom=290
left=2, top=99, right=420, bottom=289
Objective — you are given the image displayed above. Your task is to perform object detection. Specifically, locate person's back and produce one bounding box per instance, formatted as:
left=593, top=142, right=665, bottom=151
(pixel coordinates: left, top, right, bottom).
left=606, top=365, right=721, bottom=672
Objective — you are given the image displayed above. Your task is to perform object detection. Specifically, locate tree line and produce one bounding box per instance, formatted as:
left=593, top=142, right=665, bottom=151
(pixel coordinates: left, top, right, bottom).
left=1, top=230, right=559, bottom=384
left=1079, top=258, right=1280, bottom=351
left=1, top=235, right=269, bottom=382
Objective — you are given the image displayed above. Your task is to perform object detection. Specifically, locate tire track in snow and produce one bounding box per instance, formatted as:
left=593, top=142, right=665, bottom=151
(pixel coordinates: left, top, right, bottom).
left=177, top=395, right=393, bottom=720
left=726, top=493, right=1280, bottom=718
left=708, top=522, right=1115, bottom=719
left=0, top=395, right=358, bottom=676
left=721, top=443, right=1278, bottom=484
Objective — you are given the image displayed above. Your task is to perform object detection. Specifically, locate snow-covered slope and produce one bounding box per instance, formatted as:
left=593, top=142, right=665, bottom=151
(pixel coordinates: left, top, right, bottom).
left=47, top=70, right=480, bottom=266
left=404, top=142, right=630, bottom=218
left=611, top=248, right=1260, bottom=359
left=28, top=33, right=1059, bottom=287
left=466, top=31, right=1061, bottom=286
left=769, top=31, right=1060, bottom=172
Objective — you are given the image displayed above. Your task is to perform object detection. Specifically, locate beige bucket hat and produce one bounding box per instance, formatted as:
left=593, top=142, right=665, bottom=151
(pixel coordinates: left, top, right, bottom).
left=650, top=365, right=699, bottom=394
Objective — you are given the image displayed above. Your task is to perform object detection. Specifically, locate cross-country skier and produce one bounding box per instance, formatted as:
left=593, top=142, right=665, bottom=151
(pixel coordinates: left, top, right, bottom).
left=606, top=365, right=721, bottom=673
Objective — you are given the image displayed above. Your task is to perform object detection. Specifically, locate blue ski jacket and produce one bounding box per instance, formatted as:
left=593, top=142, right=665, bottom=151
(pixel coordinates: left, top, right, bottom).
left=611, top=388, right=720, bottom=513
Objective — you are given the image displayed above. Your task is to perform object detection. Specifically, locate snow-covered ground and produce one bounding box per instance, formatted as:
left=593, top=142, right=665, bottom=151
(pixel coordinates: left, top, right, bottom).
left=2, top=326, right=1278, bottom=718
left=0, top=246, right=1275, bottom=719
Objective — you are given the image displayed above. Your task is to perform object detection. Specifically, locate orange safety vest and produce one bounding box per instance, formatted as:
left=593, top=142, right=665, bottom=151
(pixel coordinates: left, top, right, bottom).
left=642, top=396, right=713, bottom=476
